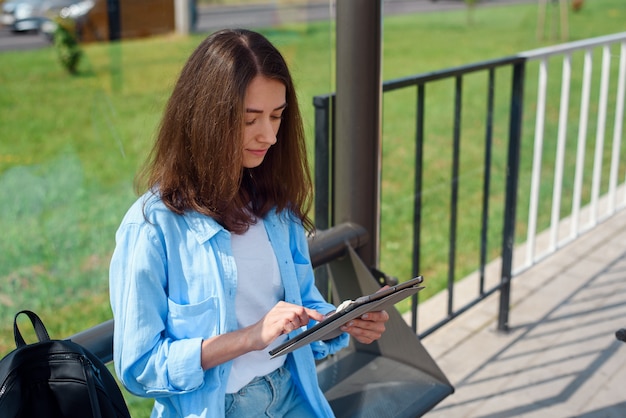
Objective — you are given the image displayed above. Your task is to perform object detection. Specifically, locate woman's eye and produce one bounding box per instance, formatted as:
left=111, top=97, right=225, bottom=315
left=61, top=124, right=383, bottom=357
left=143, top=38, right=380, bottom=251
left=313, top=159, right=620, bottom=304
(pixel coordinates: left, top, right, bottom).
left=245, top=119, right=256, bottom=126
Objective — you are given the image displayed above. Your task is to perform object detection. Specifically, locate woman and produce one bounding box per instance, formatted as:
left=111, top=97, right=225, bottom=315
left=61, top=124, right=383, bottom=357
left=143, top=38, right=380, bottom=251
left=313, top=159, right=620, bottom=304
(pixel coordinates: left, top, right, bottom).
left=109, top=29, right=389, bottom=418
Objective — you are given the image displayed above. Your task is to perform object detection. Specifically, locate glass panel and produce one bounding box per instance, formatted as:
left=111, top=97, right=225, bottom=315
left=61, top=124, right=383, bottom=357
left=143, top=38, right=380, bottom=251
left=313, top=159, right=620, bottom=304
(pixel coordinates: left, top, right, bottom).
left=1, top=1, right=335, bottom=414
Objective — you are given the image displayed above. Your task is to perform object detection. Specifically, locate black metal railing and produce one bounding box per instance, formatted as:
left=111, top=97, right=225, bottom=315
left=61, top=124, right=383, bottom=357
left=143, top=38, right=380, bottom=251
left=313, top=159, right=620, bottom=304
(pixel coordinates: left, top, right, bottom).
left=315, top=56, right=526, bottom=337
left=314, top=32, right=626, bottom=339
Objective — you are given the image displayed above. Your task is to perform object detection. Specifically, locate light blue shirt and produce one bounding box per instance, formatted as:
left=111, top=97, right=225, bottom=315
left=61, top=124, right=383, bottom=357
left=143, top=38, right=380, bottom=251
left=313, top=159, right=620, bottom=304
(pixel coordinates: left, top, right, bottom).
left=109, top=192, right=349, bottom=417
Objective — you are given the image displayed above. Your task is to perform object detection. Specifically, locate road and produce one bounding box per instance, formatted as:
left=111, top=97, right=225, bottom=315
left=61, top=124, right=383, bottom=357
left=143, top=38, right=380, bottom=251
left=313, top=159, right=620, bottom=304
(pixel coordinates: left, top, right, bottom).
left=0, top=26, right=51, bottom=51
left=0, top=0, right=532, bottom=52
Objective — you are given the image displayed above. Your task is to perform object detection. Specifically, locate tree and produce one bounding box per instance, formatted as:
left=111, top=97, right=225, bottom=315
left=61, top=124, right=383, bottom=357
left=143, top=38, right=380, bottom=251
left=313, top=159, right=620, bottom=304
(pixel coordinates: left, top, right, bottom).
left=465, top=0, right=479, bottom=25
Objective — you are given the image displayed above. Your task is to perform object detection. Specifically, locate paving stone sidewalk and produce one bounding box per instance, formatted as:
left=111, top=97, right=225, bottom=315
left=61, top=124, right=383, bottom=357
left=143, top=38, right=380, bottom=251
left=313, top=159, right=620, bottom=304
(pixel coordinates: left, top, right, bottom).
left=421, top=209, right=626, bottom=417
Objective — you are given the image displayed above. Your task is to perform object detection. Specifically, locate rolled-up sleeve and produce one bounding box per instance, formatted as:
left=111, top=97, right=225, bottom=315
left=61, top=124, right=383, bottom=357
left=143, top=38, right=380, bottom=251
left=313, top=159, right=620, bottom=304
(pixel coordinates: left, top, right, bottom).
left=110, top=220, right=206, bottom=397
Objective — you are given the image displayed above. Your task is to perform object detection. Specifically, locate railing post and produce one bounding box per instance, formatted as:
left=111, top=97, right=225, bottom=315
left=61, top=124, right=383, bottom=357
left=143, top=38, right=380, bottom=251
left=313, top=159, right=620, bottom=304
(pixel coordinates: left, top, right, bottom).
left=106, top=0, right=121, bottom=40
left=313, top=94, right=334, bottom=299
left=314, top=94, right=334, bottom=231
left=498, top=61, right=526, bottom=332
left=411, top=84, right=425, bottom=332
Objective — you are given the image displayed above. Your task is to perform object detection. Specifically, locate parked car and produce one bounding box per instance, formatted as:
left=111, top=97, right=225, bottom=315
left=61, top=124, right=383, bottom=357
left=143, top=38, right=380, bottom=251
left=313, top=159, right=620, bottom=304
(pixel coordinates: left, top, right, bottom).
left=1, top=0, right=44, bottom=32
left=1, top=0, right=85, bottom=34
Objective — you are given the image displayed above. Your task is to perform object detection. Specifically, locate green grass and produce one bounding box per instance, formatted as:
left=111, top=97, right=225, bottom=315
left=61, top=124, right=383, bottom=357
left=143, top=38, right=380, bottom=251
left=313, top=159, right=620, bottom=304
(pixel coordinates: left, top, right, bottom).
left=1, top=0, right=624, bottom=415
left=378, top=0, right=626, bottom=305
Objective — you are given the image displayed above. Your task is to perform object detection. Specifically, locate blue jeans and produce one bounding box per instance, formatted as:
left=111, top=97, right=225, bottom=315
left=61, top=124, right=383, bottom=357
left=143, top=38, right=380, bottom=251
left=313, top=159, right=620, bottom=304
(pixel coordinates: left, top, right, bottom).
left=225, top=367, right=317, bottom=418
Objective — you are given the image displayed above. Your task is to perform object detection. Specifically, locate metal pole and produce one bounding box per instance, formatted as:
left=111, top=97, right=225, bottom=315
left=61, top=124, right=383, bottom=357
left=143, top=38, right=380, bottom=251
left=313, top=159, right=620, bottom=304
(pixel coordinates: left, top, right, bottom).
left=106, top=0, right=120, bottom=40
left=334, top=0, right=382, bottom=268
left=498, top=61, right=525, bottom=332
left=314, top=94, right=333, bottom=231
left=174, top=0, right=191, bottom=35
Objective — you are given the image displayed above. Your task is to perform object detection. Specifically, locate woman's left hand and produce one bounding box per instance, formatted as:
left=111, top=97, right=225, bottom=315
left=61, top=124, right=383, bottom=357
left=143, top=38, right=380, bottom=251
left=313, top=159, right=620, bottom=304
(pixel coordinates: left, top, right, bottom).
left=340, top=310, right=389, bottom=344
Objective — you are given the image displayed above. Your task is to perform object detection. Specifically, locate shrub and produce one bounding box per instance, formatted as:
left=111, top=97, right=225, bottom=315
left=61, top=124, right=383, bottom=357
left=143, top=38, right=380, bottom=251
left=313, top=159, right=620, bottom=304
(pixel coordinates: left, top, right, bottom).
left=53, top=18, right=83, bottom=74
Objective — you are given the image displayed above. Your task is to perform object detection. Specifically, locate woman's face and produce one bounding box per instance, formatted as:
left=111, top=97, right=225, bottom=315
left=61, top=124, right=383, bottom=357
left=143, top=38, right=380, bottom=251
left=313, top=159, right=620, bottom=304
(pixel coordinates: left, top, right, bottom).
left=242, top=75, right=287, bottom=169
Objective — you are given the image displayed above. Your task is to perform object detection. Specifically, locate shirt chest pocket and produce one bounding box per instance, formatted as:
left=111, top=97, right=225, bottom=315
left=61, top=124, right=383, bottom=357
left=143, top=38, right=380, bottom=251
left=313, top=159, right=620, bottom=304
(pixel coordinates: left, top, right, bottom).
left=166, top=296, right=220, bottom=340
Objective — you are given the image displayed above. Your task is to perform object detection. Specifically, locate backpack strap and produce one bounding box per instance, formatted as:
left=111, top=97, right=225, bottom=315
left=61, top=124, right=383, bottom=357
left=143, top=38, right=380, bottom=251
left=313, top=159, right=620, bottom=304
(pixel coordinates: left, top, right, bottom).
left=13, top=310, right=51, bottom=348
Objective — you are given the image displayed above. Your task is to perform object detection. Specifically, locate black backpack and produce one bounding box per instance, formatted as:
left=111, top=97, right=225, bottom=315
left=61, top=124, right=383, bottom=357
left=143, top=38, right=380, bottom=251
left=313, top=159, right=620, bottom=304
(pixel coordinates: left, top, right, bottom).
left=0, top=310, right=131, bottom=418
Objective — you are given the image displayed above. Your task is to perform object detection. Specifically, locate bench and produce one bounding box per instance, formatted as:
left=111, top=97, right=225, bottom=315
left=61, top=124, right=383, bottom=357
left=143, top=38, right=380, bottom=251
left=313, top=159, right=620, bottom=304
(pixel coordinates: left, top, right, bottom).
left=70, top=222, right=453, bottom=417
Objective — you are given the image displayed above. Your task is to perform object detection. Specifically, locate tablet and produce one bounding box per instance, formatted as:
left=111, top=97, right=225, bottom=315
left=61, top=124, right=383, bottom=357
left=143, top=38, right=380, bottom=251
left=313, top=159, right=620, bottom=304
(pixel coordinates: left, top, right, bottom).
left=269, top=276, right=424, bottom=358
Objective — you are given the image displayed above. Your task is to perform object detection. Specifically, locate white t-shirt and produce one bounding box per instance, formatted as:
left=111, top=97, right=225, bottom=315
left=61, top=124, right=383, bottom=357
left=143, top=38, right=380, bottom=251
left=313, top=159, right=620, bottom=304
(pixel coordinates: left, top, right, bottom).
left=226, top=218, right=287, bottom=393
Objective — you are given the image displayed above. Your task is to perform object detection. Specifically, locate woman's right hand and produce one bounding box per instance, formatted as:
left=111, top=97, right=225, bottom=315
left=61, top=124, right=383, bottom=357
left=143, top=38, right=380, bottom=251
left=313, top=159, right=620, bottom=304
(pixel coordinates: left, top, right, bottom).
left=249, top=301, right=325, bottom=350
left=201, top=301, right=324, bottom=370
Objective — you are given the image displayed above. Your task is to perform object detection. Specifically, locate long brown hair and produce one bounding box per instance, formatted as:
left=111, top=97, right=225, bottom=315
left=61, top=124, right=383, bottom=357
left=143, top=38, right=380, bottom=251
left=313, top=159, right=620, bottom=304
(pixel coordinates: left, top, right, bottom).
left=137, top=29, right=313, bottom=233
